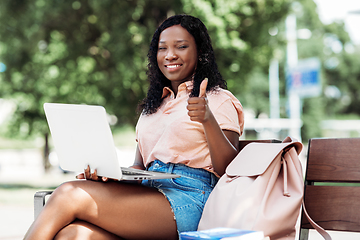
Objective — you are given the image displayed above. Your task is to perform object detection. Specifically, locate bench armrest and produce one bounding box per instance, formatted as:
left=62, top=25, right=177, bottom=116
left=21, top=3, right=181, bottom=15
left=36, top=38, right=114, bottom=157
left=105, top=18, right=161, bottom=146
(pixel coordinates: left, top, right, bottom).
left=34, top=190, right=53, bottom=220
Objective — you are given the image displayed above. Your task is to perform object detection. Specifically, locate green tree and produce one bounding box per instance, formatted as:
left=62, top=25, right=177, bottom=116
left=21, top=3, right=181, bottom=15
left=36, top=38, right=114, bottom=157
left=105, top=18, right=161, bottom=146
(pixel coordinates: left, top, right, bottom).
left=0, top=0, right=183, bottom=169
left=0, top=0, right=294, bottom=169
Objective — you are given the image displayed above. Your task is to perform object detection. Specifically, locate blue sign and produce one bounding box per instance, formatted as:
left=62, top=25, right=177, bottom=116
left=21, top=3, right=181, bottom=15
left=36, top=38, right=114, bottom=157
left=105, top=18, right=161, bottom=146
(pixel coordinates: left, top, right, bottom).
left=0, top=62, right=6, bottom=72
left=286, top=58, right=321, bottom=98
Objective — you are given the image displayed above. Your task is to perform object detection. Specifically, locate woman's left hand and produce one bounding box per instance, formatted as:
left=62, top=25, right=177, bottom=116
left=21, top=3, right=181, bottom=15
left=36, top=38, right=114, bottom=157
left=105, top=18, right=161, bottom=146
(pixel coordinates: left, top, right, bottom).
left=187, top=78, right=212, bottom=123
left=76, top=165, right=110, bottom=182
left=187, top=78, right=240, bottom=176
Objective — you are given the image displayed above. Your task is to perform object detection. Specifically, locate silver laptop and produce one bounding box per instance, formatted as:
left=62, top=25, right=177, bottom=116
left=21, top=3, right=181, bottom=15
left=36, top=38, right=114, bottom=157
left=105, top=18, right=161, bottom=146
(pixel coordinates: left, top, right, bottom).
left=43, top=103, right=180, bottom=181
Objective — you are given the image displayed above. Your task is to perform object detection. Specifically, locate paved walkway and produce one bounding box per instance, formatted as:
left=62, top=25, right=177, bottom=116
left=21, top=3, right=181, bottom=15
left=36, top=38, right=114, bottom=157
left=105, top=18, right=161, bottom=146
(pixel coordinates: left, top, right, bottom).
left=0, top=147, right=134, bottom=239
left=0, top=205, right=34, bottom=240
left=0, top=173, right=76, bottom=240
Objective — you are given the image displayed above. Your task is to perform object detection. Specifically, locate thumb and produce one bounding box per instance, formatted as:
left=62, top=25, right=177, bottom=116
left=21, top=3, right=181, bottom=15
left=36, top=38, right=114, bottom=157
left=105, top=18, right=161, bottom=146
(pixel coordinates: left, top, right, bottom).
left=199, top=78, right=208, bottom=98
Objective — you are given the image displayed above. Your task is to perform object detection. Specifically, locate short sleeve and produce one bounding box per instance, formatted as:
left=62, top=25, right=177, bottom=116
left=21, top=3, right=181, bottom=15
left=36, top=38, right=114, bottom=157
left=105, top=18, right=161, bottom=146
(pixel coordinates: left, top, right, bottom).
left=208, top=90, right=244, bottom=136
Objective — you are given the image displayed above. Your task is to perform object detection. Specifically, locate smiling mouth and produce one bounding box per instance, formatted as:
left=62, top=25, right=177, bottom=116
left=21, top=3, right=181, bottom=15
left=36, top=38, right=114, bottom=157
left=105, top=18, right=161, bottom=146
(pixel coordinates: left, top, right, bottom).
left=165, top=64, right=182, bottom=69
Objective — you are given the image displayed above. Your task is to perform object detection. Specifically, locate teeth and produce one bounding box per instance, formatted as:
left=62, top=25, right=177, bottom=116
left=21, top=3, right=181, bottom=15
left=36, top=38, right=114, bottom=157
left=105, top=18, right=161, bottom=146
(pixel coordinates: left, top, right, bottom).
left=167, top=65, right=181, bottom=69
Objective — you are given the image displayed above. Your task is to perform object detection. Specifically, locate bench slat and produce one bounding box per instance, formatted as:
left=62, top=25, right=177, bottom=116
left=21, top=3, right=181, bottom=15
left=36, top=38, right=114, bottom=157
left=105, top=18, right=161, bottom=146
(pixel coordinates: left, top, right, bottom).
left=305, top=138, right=360, bottom=182
left=301, top=185, right=360, bottom=232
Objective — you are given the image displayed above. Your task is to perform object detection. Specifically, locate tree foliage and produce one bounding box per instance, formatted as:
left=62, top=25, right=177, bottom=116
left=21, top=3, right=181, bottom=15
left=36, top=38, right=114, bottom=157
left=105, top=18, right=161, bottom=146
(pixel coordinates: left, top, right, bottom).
left=1, top=0, right=359, bottom=147
left=0, top=0, right=292, bottom=138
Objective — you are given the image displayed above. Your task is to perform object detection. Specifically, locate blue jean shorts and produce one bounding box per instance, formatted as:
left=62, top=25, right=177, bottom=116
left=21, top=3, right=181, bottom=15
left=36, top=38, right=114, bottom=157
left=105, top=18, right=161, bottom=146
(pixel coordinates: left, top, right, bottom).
left=141, top=160, right=218, bottom=234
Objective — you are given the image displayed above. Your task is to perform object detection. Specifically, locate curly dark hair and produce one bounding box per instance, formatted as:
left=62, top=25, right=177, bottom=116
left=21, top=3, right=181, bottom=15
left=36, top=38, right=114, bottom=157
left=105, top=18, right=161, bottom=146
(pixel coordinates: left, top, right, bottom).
left=140, top=14, right=227, bottom=115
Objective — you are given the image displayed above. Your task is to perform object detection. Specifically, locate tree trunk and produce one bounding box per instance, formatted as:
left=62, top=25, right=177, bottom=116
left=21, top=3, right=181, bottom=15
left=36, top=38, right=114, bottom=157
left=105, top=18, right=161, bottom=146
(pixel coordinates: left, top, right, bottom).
left=43, top=133, right=51, bottom=171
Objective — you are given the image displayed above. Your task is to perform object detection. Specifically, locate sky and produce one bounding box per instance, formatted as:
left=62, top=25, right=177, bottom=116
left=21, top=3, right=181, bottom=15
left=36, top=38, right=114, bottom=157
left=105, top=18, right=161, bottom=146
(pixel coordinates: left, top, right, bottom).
left=313, top=0, right=360, bottom=45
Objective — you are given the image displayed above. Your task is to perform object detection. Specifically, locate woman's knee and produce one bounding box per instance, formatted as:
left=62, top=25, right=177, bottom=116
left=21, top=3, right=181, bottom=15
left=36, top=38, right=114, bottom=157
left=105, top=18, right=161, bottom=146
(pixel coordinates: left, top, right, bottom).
left=54, top=222, right=88, bottom=240
left=52, top=181, right=79, bottom=200
left=54, top=224, right=77, bottom=240
left=54, top=221, right=122, bottom=240
left=48, top=181, right=91, bottom=211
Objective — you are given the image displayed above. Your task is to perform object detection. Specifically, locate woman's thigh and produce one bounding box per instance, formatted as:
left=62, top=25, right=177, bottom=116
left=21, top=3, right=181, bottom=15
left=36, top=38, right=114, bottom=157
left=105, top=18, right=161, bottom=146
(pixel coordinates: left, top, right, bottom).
left=51, top=180, right=178, bottom=240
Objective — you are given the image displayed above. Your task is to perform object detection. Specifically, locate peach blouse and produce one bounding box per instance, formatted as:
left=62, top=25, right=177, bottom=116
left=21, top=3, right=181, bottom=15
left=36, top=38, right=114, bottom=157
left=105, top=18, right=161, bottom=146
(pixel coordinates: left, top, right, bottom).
left=136, top=81, right=244, bottom=174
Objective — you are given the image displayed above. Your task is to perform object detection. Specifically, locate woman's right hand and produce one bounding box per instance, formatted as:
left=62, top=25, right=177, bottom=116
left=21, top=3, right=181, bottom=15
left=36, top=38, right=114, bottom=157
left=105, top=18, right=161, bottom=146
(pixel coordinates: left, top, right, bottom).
left=77, top=145, right=145, bottom=181
left=76, top=165, right=110, bottom=182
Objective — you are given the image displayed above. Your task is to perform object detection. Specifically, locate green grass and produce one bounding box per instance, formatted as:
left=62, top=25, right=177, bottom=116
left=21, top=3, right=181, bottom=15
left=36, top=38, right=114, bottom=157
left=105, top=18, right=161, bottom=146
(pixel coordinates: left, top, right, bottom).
left=0, top=136, right=41, bottom=149
left=314, top=182, right=360, bottom=187
left=0, top=124, right=137, bottom=150
left=0, top=187, right=49, bottom=206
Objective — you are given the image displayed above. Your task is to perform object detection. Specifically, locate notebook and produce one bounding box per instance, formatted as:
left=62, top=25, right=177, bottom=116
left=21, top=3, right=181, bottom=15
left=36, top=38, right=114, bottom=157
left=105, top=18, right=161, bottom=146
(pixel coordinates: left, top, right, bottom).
left=180, top=227, right=265, bottom=240
left=43, top=103, right=180, bottom=181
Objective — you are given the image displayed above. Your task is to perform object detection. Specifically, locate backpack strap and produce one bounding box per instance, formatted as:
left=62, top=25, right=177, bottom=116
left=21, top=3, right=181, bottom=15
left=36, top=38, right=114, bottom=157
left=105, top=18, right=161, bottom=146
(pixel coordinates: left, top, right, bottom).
left=302, top=201, right=332, bottom=240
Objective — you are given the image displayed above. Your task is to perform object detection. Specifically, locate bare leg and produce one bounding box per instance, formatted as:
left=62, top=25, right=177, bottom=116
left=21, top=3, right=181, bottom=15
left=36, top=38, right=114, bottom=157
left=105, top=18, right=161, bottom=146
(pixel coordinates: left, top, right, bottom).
left=24, top=180, right=177, bottom=240
left=54, top=220, right=122, bottom=240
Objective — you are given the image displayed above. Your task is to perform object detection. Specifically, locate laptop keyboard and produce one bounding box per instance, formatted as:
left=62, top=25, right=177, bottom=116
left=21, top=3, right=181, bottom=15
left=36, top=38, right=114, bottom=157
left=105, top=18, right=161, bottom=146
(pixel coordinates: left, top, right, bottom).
left=121, top=169, right=150, bottom=176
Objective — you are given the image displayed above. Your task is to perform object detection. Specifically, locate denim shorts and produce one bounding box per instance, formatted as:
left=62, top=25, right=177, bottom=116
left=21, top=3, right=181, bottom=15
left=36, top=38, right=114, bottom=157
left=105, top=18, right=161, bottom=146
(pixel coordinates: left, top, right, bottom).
left=141, top=160, right=218, bottom=234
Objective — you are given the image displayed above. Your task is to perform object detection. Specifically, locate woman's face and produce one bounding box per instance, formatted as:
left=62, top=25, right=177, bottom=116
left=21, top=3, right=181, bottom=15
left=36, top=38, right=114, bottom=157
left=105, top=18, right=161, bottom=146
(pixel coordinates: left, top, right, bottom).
left=157, top=25, right=198, bottom=83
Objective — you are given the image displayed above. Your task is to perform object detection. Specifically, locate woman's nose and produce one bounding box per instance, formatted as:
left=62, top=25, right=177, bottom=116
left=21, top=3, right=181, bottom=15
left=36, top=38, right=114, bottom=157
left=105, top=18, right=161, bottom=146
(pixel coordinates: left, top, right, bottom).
left=165, top=50, right=178, bottom=60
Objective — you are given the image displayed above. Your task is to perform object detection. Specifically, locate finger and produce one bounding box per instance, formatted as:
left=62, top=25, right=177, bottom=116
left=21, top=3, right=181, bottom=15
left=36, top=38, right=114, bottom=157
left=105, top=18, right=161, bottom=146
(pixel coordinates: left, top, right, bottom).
left=188, top=98, right=207, bottom=106
left=199, top=78, right=208, bottom=98
left=84, top=165, right=91, bottom=180
left=189, top=114, right=205, bottom=122
left=187, top=96, right=207, bottom=105
left=92, top=169, right=99, bottom=181
left=76, top=173, right=85, bottom=179
left=102, top=177, right=109, bottom=182
left=187, top=107, right=206, bottom=117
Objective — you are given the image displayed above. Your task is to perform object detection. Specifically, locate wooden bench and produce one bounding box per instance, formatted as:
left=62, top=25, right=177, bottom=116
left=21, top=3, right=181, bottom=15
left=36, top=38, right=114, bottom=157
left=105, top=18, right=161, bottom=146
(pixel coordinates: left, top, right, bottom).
left=300, top=137, right=360, bottom=239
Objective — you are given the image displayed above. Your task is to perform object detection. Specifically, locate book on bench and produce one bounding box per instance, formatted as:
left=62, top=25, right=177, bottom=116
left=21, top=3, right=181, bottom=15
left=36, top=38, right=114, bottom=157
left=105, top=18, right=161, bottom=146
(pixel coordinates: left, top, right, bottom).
left=179, top=227, right=266, bottom=240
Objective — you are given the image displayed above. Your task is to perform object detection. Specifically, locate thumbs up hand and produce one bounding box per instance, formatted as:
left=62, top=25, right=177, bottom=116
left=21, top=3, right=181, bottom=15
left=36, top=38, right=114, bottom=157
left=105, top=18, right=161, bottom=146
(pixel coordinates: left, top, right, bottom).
left=187, top=78, right=211, bottom=123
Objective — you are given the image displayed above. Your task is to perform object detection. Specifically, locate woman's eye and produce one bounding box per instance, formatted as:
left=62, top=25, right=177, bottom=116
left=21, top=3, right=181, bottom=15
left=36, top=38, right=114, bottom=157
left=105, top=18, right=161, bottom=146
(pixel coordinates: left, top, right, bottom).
left=158, top=47, right=166, bottom=51
left=178, top=45, right=188, bottom=49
